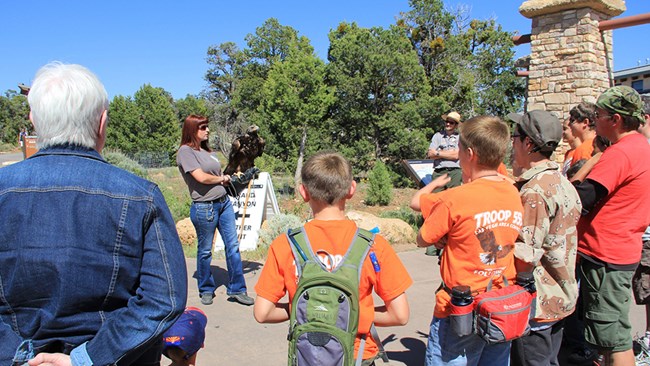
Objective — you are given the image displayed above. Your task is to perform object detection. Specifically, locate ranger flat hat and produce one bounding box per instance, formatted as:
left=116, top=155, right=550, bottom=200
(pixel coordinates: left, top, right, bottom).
left=441, top=111, right=462, bottom=124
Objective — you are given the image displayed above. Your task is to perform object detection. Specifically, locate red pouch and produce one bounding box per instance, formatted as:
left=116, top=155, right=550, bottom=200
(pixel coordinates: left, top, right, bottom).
left=473, top=280, right=535, bottom=344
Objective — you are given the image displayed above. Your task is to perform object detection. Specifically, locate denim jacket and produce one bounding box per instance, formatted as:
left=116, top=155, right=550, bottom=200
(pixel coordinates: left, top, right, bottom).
left=0, top=145, right=187, bottom=365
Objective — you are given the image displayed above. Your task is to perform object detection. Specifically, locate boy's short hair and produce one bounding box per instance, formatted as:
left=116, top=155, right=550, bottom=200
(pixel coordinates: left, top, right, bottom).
left=594, top=135, right=612, bottom=153
left=569, top=102, right=597, bottom=128
left=458, top=115, right=510, bottom=169
left=301, top=151, right=353, bottom=204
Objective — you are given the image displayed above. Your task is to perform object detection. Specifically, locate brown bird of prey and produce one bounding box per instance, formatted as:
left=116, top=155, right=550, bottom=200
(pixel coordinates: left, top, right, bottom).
left=18, top=84, right=30, bottom=95
left=223, top=125, right=265, bottom=176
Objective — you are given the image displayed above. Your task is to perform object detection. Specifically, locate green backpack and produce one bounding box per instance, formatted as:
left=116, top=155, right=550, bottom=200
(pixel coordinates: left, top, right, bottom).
left=286, top=227, right=386, bottom=366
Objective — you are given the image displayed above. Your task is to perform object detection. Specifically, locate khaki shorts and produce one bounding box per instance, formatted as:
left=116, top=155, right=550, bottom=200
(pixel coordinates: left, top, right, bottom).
left=580, top=260, right=633, bottom=352
left=633, top=240, right=650, bottom=305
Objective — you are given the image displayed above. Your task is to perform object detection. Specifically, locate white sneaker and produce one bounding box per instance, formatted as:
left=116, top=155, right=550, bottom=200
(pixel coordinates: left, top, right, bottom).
left=635, top=334, right=650, bottom=350
left=634, top=335, right=650, bottom=366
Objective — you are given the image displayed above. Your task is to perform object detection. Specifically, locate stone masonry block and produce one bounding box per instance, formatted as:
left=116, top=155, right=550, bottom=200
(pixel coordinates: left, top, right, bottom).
left=576, top=87, right=593, bottom=96
left=544, top=93, right=570, bottom=105
left=527, top=103, right=546, bottom=111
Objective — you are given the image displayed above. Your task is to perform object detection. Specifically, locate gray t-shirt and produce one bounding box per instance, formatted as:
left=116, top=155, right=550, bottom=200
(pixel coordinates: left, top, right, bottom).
left=176, top=145, right=227, bottom=202
left=428, top=130, right=460, bottom=169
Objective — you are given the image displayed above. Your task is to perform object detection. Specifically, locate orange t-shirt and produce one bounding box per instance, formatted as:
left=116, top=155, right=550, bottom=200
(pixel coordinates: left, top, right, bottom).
left=419, top=178, right=523, bottom=318
left=497, top=162, right=509, bottom=177
left=571, top=138, right=594, bottom=166
left=255, top=219, right=413, bottom=360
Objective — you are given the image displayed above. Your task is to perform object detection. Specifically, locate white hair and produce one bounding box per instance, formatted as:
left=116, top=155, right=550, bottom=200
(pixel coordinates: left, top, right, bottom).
left=28, top=62, right=109, bottom=149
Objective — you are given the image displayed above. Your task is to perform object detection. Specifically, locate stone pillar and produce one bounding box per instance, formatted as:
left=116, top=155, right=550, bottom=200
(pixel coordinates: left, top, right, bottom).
left=520, top=0, right=625, bottom=120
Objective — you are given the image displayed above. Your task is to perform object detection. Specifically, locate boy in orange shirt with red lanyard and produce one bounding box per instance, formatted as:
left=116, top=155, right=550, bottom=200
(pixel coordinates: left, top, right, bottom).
left=411, top=116, right=524, bottom=366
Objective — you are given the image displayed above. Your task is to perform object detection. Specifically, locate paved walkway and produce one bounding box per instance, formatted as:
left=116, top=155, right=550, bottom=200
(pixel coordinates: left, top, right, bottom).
left=0, top=151, right=23, bottom=166
left=173, top=249, right=646, bottom=366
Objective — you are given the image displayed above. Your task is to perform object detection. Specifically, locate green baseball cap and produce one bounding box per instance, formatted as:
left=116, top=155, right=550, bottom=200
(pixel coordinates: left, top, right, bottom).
left=596, top=85, right=645, bottom=124
left=507, top=110, right=562, bottom=153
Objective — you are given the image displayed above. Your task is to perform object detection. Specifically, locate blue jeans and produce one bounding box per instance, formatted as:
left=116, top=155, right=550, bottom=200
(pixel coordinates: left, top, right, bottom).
left=191, top=200, right=247, bottom=296
left=425, top=316, right=511, bottom=366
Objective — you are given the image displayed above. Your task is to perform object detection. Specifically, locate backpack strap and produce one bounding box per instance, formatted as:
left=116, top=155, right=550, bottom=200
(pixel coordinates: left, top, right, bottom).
left=485, top=275, right=509, bottom=292
left=356, top=334, right=367, bottom=366
left=371, top=324, right=390, bottom=363
left=347, top=229, right=390, bottom=364
left=337, top=228, right=374, bottom=281
left=287, top=227, right=376, bottom=277
left=356, top=325, right=389, bottom=365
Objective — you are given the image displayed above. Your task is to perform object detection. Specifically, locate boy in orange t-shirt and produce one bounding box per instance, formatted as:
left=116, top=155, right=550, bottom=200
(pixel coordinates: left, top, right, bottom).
left=568, top=102, right=597, bottom=166
left=411, top=116, right=524, bottom=366
left=254, top=151, right=413, bottom=364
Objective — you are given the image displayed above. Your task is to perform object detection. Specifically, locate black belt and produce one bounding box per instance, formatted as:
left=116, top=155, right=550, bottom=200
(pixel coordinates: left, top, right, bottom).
left=194, top=195, right=229, bottom=204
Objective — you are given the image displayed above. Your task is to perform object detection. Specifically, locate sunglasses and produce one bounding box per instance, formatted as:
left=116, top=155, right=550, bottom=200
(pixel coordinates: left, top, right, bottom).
left=594, top=111, right=613, bottom=120
left=445, top=120, right=459, bottom=125
left=198, top=125, right=209, bottom=131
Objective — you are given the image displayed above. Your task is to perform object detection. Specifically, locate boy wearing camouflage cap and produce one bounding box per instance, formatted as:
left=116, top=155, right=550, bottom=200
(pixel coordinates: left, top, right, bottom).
left=507, top=110, right=582, bottom=366
left=573, top=86, right=650, bottom=366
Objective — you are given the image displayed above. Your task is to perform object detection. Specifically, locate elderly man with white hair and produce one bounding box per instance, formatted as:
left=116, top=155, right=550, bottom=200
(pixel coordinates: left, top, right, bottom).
left=0, top=62, right=187, bottom=366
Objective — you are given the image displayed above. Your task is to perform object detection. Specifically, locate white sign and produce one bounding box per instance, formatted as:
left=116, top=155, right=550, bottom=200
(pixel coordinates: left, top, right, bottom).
left=215, top=172, right=280, bottom=251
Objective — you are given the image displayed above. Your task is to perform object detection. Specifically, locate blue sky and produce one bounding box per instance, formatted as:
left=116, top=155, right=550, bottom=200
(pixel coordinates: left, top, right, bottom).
left=2, top=0, right=649, bottom=99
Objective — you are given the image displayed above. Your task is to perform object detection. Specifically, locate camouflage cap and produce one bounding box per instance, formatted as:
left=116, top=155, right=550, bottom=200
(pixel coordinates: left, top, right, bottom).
left=507, top=110, right=562, bottom=153
left=596, top=85, right=645, bottom=124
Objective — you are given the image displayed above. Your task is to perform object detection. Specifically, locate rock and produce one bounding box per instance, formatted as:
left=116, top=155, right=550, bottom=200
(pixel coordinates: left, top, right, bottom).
left=346, top=210, right=416, bottom=245
left=176, top=217, right=196, bottom=247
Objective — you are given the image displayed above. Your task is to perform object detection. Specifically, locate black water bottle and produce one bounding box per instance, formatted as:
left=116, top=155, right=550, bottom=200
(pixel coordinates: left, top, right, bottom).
left=516, top=272, right=537, bottom=320
left=516, top=272, right=536, bottom=293
left=450, top=285, right=473, bottom=306
left=450, top=285, right=474, bottom=336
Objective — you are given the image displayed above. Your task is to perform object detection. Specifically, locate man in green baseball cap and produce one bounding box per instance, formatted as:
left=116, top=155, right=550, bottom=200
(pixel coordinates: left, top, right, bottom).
left=596, top=85, right=646, bottom=126
left=574, top=85, right=650, bottom=366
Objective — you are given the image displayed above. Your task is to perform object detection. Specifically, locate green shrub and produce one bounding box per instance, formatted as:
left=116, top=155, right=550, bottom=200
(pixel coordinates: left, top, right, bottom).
left=380, top=206, right=423, bottom=232
left=159, top=184, right=191, bottom=223
left=365, top=161, right=393, bottom=206
left=0, top=142, right=17, bottom=153
left=182, top=239, right=197, bottom=258
left=255, top=154, right=291, bottom=174
left=146, top=167, right=192, bottom=223
left=104, top=150, right=148, bottom=179
left=257, top=213, right=304, bottom=249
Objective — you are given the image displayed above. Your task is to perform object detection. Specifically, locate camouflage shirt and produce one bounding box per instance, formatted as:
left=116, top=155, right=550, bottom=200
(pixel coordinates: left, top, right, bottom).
left=514, top=161, right=582, bottom=322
